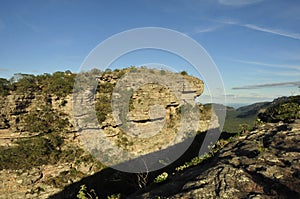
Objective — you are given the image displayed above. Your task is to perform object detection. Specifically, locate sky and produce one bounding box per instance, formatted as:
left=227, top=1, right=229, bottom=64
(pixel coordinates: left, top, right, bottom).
left=0, top=0, right=299, bottom=105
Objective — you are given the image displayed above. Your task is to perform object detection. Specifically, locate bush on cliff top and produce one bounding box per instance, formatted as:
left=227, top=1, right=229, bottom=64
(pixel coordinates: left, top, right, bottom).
left=258, top=95, right=300, bottom=123
left=1, top=71, right=76, bottom=97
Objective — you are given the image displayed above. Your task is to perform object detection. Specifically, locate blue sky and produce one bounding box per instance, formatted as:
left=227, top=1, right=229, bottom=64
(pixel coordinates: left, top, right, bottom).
left=0, top=0, right=299, bottom=104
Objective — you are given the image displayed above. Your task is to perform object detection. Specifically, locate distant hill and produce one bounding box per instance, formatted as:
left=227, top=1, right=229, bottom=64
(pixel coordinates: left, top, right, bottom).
left=258, top=95, right=300, bottom=123
left=236, top=102, right=271, bottom=118
left=212, top=102, right=271, bottom=133
left=211, top=96, right=300, bottom=133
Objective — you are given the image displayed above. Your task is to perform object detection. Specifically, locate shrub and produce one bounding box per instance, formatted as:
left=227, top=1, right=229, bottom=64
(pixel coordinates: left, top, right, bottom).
left=95, top=95, right=112, bottom=124
left=0, top=133, right=64, bottom=170
left=180, top=71, right=188, bottom=76
left=258, top=96, right=300, bottom=123
left=154, top=172, right=168, bottom=183
left=0, top=78, right=10, bottom=96
left=11, top=73, right=39, bottom=93
left=160, top=70, right=166, bottom=75
left=61, top=99, right=68, bottom=106
left=175, top=153, right=212, bottom=171
left=77, top=184, right=98, bottom=199
left=42, top=71, right=75, bottom=97
left=22, top=105, right=69, bottom=133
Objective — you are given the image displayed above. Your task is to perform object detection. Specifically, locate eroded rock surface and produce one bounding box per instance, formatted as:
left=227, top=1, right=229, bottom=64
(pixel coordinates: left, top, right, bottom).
left=0, top=68, right=212, bottom=198
left=73, top=68, right=213, bottom=164
left=130, top=120, right=300, bottom=199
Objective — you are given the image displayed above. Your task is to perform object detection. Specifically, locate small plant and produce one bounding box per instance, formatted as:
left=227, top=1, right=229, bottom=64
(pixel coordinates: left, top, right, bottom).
left=107, top=193, right=121, bottom=199
left=160, top=70, right=166, bottom=75
left=254, top=118, right=264, bottom=127
left=175, top=153, right=212, bottom=171
left=61, top=99, right=68, bottom=106
left=239, top=123, right=249, bottom=134
left=154, top=172, right=168, bottom=183
left=77, top=184, right=98, bottom=199
left=180, top=71, right=188, bottom=75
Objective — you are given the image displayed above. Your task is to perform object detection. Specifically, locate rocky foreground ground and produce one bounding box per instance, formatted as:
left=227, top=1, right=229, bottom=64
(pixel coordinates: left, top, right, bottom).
left=130, top=120, right=300, bottom=199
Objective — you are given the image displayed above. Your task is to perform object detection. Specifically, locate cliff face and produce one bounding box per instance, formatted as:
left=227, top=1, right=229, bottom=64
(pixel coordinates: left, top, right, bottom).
left=44, top=95, right=300, bottom=199
left=73, top=68, right=214, bottom=161
left=1, top=69, right=298, bottom=198
left=130, top=119, right=300, bottom=198
left=0, top=68, right=214, bottom=198
left=0, top=94, right=72, bottom=132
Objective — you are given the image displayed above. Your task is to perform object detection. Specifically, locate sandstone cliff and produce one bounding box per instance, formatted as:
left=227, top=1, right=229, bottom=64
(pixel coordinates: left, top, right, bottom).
left=49, top=96, right=300, bottom=199
left=0, top=68, right=214, bottom=198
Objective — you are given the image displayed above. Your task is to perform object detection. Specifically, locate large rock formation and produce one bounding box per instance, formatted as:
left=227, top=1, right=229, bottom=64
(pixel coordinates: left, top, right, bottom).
left=0, top=68, right=214, bottom=198
left=73, top=68, right=213, bottom=165
left=130, top=119, right=300, bottom=198
left=1, top=68, right=299, bottom=199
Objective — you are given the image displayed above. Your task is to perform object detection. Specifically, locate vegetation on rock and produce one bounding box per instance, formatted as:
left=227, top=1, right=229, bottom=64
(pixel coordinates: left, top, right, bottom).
left=0, top=67, right=299, bottom=198
left=21, top=105, right=70, bottom=133
left=258, top=95, right=300, bottom=123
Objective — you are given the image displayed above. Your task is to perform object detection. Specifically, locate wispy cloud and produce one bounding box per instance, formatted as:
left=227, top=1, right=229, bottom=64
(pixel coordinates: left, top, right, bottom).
left=233, top=81, right=300, bottom=90
left=218, top=0, right=264, bottom=6
left=242, top=24, right=300, bottom=40
left=233, top=59, right=300, bottom=71
left=219, top=19, right=300, bottom=40
left=195, top=26, right=221, bottom=33
left=193, top=25, right=222, bottom=34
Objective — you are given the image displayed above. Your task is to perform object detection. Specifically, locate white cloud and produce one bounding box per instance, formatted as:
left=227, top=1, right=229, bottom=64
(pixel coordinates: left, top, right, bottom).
left=193, top=25, right=222, bottom=34
left=232, top=81, right=300, bottom=90
left=218, top=19, right=300, bottom=40
left=243, top=24, right=300, bottom=40
left=233, top=59, right=300, bottom=71
left=218, top=0, right=264, bottom=6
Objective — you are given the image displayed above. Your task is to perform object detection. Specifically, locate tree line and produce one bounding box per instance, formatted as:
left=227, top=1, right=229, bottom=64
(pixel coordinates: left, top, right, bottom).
left=0, top=70, right=75, bottom=97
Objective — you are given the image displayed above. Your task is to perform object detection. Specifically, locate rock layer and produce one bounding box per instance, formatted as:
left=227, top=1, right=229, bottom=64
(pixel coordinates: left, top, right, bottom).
left=0, top=68, right=212, bottom=198
left=73, top=68, right=212, bottom=163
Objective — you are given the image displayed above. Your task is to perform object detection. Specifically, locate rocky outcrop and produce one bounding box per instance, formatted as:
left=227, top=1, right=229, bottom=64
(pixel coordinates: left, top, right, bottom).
left=0, top=94, right=73, bottom=132
left=130, top=120, right=300, bottom=198
left=0, top=68, right=212, bottom=199
left=73, top=68, right=213, bottom=165
left=0, top=94, right=34, bottom=130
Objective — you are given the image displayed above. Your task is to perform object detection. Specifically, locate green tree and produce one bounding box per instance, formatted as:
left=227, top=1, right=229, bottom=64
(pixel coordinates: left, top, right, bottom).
left=0, top=78, right=10, bottom=96
left=12, top=73, right=39, bottom=93
left=42, top=71, right=75, bottom=97
left=180, top=71, right=188, bottom=75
